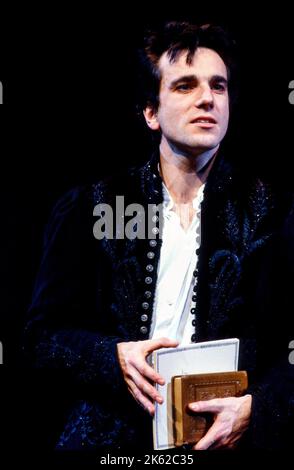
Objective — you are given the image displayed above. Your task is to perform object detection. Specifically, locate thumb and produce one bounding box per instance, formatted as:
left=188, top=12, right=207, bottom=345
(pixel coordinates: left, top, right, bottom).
left=146, top=337, right=179, bottom=353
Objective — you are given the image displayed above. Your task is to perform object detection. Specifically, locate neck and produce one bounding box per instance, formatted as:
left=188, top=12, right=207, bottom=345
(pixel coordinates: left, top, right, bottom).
left=159, top=142, right=218, bottom=204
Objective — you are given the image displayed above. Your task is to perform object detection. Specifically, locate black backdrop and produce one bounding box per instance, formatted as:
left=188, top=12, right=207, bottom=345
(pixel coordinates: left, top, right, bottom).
left=0, top=3, right=294, bottom=465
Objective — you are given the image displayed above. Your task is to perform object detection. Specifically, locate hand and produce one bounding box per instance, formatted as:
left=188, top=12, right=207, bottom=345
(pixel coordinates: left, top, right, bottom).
left=188, top=394, right=252, bottom=450
left=117, top=337, right=178, bottom=415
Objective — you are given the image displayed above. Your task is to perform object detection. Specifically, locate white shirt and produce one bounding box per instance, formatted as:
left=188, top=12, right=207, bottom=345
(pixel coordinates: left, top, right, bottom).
left=150, top=183, right=205, bottom=345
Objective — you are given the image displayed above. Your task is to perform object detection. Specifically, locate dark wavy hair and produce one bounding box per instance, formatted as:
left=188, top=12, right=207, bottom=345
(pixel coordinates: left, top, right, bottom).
left=136, top=21, right=238, bottom=114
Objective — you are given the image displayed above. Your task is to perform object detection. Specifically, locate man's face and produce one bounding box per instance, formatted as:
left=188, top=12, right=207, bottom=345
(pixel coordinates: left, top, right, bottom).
left=146, top=47, right=229, bottom=156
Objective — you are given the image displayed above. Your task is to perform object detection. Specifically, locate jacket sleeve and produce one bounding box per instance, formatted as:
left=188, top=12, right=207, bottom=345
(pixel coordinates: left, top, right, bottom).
left=245, top=206, right=294, bottom=449
left=247, top=359, right=294, bottom=449
left=24, top=186, right=126, bottom=394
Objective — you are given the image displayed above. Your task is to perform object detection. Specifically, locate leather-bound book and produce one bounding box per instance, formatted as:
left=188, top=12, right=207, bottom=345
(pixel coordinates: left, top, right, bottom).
left=172, top=371, right=248, bottom=447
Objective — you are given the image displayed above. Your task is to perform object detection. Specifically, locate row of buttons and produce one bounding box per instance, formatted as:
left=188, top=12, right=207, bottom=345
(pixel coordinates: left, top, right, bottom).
left=190, top=249, right=201, bottom=342
left=140, top=238, right=158, bottom=335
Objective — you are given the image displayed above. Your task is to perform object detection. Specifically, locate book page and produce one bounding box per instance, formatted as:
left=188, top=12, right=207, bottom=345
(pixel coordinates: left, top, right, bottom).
left=152, top=338, right=239, bottom=450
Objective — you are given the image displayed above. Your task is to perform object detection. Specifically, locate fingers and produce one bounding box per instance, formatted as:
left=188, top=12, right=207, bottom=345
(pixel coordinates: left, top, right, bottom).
left=194, top=432, right=240, bottom=450
left=193, top=423, right=222, bottom=450
left=190, top=403, right=227, bottom=450
left=129, top=363, right=163, bottom=405
left=135, top=358, right=165, bottom=385
left=189, top=398, right=224, bottom=414
left=120, top=344, right=165, bottom=385
left=116, top=338, right=178, bottom=415
left=190, top=396, right=252, bottom=450
left=142, top=337, right=179, bottom=385
left=127, top=379, right=156, bottom=415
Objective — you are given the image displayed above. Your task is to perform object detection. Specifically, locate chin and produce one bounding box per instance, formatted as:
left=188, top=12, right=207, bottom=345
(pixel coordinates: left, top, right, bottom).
left=190, top=139, right=220, bottom=151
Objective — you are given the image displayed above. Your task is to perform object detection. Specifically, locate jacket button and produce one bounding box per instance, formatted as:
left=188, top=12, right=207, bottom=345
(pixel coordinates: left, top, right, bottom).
left=145, top=277, right=152, bottom=284
left=191, top=334, right=196, bottom=342
left=192, top=295, right=197, bottom=302
left=146, top=264, right=154, bottom=272
left=147, top=251, right=155, bottom=259
left=144, top=291, right=152, bottom=299
left=141, top=314, right=148, bottom=322
left=149, top=240, right=157, bottom=247
left=152, top=227, right=159, bottom=235
left=190, top=308, right=196, bottom=314
left=192, top=319, right=196, bottom=327
left=142, top=302, right=149, bottom=310
left=140, top=326, right=148, bottom=334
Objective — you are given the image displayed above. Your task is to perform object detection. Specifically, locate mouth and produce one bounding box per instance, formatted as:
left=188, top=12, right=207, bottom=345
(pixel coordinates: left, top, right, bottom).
left=191, top=116, right=217, bottom=128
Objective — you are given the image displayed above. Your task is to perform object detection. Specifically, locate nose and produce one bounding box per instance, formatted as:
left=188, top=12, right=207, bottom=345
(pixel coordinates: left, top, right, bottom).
left=194, top=84, right=214, bottom=110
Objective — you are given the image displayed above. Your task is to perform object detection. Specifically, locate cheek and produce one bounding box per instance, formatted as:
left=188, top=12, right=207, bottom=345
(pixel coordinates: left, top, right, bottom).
left=220, top=104, right=230, bottom=129
left=158, top=106, right=180, bottom=128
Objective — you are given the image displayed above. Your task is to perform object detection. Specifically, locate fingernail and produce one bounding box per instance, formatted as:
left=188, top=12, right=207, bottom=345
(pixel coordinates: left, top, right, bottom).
left=157, top=396, right=163, bottom=404
left=190, top=403, right=199, bottom=411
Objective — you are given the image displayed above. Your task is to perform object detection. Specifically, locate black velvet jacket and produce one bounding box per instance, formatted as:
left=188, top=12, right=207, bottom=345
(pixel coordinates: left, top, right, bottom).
left=25, top=152, right=294, bottom=451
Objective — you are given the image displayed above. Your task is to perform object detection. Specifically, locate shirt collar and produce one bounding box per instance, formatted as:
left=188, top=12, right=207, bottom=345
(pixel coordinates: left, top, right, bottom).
left=162, top=180, right=205, bottom=212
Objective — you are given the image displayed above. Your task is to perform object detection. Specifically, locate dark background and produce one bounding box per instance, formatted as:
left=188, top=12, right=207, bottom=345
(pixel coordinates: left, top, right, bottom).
left=0, top=3, right=293, bottom=465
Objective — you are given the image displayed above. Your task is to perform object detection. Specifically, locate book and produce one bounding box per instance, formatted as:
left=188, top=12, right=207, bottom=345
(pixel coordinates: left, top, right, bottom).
left=172, top=370, right=248, bottom=447
left=151, top=338, right=240, bottom=450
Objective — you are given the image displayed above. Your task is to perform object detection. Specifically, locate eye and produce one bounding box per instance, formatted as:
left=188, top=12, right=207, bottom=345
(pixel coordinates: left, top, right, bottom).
left=212, top=82, right=227, bottom=93
left=175, top=83, right=194, bottom=92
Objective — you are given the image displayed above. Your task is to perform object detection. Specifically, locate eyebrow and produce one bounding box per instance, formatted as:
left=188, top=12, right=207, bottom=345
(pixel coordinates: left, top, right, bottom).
left=169, top=74, right=228, bottom=88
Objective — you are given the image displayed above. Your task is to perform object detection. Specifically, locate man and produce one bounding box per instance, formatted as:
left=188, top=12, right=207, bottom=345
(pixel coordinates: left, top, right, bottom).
left=25, top=21, right=293, bottom=452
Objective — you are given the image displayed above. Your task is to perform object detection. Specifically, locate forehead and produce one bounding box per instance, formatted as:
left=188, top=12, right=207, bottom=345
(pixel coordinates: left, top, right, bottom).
left=158, top=47, right=228, bottom=84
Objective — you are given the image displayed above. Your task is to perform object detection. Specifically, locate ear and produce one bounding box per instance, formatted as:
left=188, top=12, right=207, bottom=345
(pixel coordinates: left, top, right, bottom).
left=143, top=106, right=160, bottom=131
